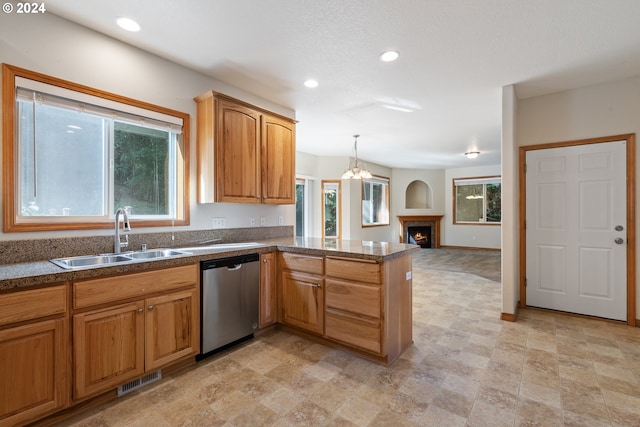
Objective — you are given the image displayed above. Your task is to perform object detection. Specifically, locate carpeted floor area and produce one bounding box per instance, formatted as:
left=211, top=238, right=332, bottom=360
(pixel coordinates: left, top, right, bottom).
left=413, top=247, right=501, bottom=282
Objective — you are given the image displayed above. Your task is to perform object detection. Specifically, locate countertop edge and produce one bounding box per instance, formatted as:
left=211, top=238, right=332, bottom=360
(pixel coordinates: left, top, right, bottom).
left=0, top=239, right=419, bottom=292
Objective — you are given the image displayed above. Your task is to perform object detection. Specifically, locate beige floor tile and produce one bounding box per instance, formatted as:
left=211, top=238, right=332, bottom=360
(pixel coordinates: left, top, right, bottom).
left=53, top=250, right=640, bottom=427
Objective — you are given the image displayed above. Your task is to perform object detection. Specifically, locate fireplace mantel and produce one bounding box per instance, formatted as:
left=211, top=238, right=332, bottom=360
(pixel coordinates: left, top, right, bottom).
left=398, top=215, right=444, bottom=248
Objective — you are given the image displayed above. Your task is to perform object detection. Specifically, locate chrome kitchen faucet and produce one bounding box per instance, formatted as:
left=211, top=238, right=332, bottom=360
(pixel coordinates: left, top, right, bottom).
left=114, top=207, right=132, bottom=253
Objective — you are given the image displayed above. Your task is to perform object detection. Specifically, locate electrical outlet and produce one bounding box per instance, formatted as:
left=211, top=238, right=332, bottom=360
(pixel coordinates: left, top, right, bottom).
left=212, top=217, right=225, bottom=228
left=250, top=217, right=256, bottom=227
left=260, top=216, right=266, bottom=226
left=278, top=216, right=284, bottom=225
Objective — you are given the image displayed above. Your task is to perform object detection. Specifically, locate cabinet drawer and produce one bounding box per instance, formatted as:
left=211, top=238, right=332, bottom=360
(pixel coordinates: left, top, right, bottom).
left=325, top=278, right=380, bottom=319
left=0, top=285, right=66, bottom=327
left=280, top=252, right=323, bottom=275
left=74, top=264, right=198, bottom=309
left=325, top=257, right=380, bottom=284
left=325, top=311, right=381, bottom=354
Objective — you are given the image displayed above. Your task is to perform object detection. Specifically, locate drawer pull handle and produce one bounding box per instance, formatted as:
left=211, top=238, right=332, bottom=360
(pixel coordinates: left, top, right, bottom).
left=299, top=281, right=321, bottom=288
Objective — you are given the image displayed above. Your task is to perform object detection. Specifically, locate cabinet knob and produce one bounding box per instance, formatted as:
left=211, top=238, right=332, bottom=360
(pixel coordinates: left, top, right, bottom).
left=148, top=305, right=154, bottom=311
left=263, top=259, right=268, bottom=263
left=137, top=308, right=143, bottom=314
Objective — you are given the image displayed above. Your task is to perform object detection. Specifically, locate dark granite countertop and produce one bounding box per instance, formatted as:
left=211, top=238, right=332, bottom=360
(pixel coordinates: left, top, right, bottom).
left=0, top=237, right=418, bottom=292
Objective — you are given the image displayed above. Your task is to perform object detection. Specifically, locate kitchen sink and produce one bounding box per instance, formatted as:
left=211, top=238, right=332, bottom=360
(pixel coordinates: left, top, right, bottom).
left=50, top=249, right=192, bottom=270
left=127, top=249, right=188, bottom=259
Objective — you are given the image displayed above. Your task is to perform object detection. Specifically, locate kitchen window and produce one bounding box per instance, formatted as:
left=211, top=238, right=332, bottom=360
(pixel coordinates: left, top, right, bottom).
left=453, top=176, right=501, bottom=224
left=2, top=64, right=189, bottom=232
left=362, top=176, right=389, bottom=226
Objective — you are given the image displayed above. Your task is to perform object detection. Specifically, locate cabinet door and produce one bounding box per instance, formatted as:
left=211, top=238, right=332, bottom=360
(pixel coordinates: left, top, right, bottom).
left=261, top=115, right=295, bottom=204
left=0, top=318, right=68, bottom=427
left=281, top=271, right=324, bottom=334
left=259, top=253, right=277, bottom=327
left=74, top=302, right=145, bottom=399
left=215, top=100, right=261, bottom=203
left=145, top=289, right=199, bottom=371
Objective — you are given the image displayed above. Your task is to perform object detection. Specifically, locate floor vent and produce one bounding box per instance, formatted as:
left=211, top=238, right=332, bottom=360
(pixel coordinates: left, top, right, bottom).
left=117, top=370, right=162, bottom=397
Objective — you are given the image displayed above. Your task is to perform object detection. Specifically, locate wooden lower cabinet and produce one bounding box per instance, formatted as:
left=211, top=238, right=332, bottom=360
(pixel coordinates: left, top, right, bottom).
left=73, top=301, right=145, bottom=399
left=280, top=271, right=324, bottom=334
left=259, top=252, right=277, bottom=327
left=145, top=289, right=198, bottom=370
left=279, top=253, right=413, bottom=365
left=0, top=285, right=69, bottom=427
left=73, top=264, right=199, bottom=400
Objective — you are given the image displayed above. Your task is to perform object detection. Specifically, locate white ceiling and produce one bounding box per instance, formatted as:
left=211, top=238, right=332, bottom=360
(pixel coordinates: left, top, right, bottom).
left=46, top=0, right=640, bottom=169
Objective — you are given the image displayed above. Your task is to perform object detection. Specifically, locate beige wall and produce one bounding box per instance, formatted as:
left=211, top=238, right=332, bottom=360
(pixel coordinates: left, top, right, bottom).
left=0, top=12, right=296, bottom=240
left=513, top=76, right=640, bottom=322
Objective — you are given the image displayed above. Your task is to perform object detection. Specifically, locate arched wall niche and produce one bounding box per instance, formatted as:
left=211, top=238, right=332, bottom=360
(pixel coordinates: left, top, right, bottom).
left=405, top=180, right=432, bottom=209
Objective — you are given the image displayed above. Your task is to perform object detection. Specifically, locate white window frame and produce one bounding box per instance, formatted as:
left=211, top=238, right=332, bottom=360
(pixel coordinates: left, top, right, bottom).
left=361, top=175, right=390, bottom=227
left=453, top=176, right=502, bottom=225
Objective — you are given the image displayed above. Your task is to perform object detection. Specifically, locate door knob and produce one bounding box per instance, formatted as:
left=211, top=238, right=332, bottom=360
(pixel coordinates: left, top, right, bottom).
left=615, top=225, right=624, bottom=231
left=615, top=237, right=624, bottom=245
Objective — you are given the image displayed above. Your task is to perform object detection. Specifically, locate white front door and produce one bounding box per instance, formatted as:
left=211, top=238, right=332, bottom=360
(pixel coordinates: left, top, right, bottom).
left=525, top=141, right=627, bottom=321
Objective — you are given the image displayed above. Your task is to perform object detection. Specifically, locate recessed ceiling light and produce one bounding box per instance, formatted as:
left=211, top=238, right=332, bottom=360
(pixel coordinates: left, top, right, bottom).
left=304, top=79, right=319, bottom=88
left=465, top=151, right=480, bottom=159
left=116, top=17, right=141, bottom=32
left=379, top=50, right=399, bottom=62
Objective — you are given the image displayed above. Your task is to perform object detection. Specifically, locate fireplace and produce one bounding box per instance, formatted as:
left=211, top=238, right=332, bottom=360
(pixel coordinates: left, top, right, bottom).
left=407, top=226, right=432, bottom=248
left=397, top=215, right=443, bottom=248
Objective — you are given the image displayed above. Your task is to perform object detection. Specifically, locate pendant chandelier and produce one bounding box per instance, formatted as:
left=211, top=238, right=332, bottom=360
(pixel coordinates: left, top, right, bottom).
left=341, top=134, right=372, bottom=179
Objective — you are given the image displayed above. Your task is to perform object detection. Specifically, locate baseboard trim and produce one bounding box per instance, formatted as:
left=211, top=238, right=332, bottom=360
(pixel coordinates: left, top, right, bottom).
left=501, top=312, right=517, bottom=322
left=439, top=245, right=501, bottom=252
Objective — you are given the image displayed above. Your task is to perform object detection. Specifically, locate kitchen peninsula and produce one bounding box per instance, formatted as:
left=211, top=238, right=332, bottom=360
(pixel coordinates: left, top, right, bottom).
left=0, top=233, right=418, bottom=426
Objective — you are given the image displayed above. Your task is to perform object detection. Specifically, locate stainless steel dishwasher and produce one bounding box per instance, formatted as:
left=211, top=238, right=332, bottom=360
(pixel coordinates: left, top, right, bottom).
left=200, top=253, right=259, bottom=358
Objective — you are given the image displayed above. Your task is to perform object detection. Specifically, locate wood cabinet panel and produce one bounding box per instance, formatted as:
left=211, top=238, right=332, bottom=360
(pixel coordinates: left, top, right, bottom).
left=325, top=311, right=381, bottom=354
left=259, top=252, right=277, bottom=327
left=74, top=264, right=198, bottom=309
left=215, top=100, right=261, bottom=203
left=73, top=302, right=145, bottom=399
left=145, top=289, right=198, bottom=371
left=261, top=115, right=295, bottom=204
left=281, top=271, right=324, bottom=334
left=0, top=285, right=66, bottom=327
left=325, top=278, right=381, bottom=319
left=0, top=318, right=68, bottom=427
left=325, top=257, right=380, bottom=284
left=280, top=252, right=324, bottom=275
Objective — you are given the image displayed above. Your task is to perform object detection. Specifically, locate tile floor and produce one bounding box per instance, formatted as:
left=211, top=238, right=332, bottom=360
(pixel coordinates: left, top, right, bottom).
left=56, top=250, right=640, bottom=427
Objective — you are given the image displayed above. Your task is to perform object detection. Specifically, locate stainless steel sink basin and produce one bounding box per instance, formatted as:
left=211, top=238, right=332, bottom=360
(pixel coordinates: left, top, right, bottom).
left=50, top=248, right=192, bottom=270
left=50, top=254, right=133, bottom=269
left=127, top=249, right=188, bottom=259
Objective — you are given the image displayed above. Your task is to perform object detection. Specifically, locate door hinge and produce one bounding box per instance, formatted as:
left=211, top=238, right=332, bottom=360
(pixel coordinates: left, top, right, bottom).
left=525, top=278, right=527, bottom=288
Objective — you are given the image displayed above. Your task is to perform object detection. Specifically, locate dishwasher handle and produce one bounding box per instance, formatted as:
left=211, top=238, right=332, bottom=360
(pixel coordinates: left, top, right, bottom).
left=227, top=264, right=242, bottom=271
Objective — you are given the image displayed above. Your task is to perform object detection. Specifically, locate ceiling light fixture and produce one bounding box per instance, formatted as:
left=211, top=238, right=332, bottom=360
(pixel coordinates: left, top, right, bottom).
left=465, top=151, right=480, bottom=159
left=379, top=50, right=399, bottom=62
left=116, top=17, right=141, bottom=32
left=304, top=79, right=319, bottom=88
left=341, top=134, right=372, bottom=179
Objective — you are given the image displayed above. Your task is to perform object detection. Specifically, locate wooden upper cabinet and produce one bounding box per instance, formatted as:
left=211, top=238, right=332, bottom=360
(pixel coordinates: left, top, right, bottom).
left=195, top=91, right=296, bottom=204
left=215, top=100, right=261, bottom=203
left=262, top=114, right=295, bottom=204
